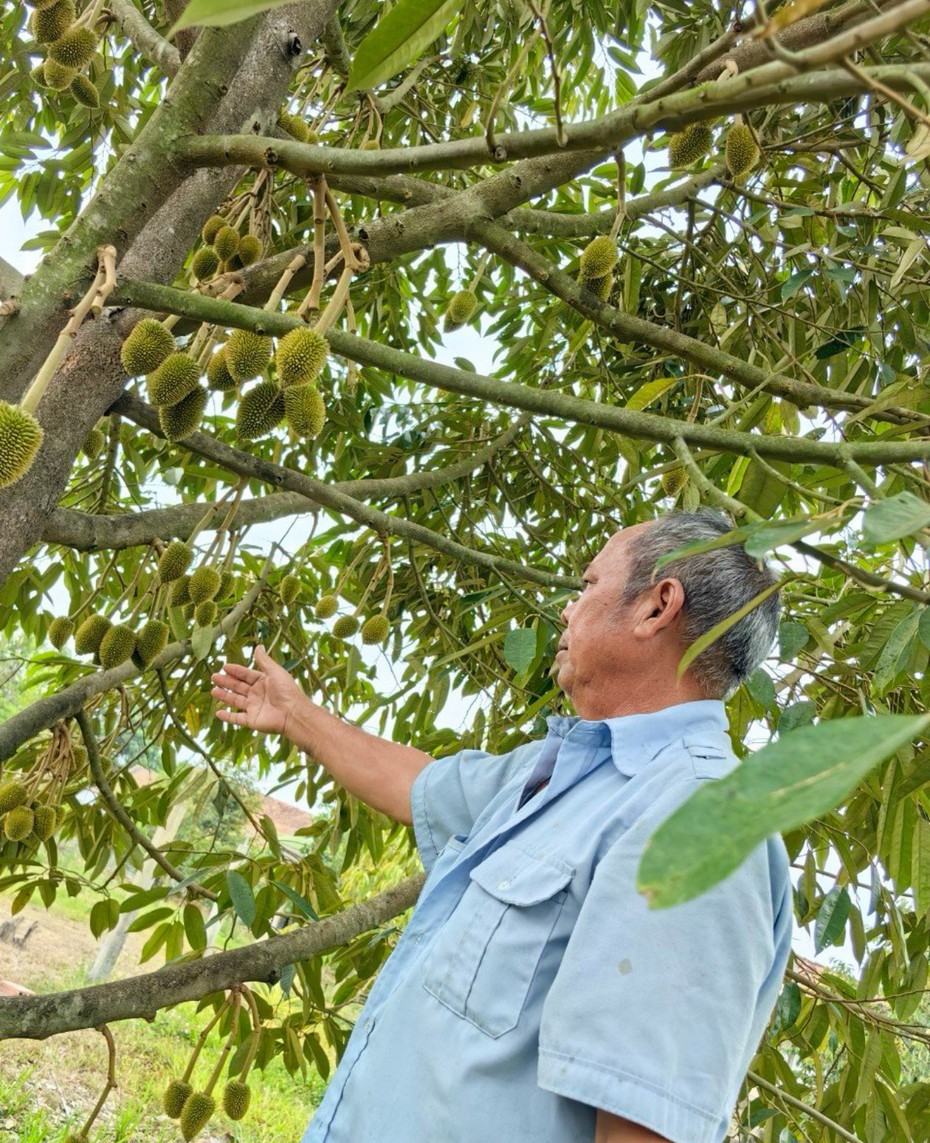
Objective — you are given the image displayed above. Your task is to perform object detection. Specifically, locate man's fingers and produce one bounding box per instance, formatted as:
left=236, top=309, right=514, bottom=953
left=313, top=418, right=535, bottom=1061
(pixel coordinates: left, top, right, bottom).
left=211, top=673, right=250, bottom=696
left=220, top=662, right=262, bottom=684
left=215, top=707, right=249, bottom=725
left=211, top=685, right=247, bottom=708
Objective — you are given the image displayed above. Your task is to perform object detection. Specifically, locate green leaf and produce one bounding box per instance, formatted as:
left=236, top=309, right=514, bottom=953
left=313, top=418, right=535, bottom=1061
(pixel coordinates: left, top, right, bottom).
left=781, top=267, right=816, bottom=301
left=742, top=516, right=826, bottom=557
left=770, top=980, right=802, bottom=1035
left=345, top=0, right=463, bottom=93
left=622, top=376, right=679, bottom=412
left=814, top=885, right=851, bottom=952
left=636, top=713, right=930, bottom=908
left=873, top=607, right=921, bottom=695
left=504, top=627, right=536, bottom=674
left=862, top=492, right=930, bottom=546
left=183, top=902, right=207, bottom=949
left=191, top=623, right=214, bottom=662
left=918, top=607, right=930, bottom=651
left=778, top=620, right=808, bottom=662
left=746, top=668, right=776, bottom=710
left=169, top=0, right=288, bottom=34
left=226, top=870, right=256, bottom=926
left=777, top=700, right=816, bottom=735
left=270, top=879, right=320, bottom=921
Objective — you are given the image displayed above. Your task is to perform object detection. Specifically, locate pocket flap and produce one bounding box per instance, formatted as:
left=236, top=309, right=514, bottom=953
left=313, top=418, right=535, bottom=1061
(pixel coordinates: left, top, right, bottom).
left=470, top=846, right=574, bottom=905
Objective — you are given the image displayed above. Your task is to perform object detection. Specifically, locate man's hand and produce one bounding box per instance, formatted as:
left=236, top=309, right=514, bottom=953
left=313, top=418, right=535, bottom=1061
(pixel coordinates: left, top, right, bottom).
left=211, top=645, right=305, bottom=737
left=595, top=1110, right=671, bottom=1143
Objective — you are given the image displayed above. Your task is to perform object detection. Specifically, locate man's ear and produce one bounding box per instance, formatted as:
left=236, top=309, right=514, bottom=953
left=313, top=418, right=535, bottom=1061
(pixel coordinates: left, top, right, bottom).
left=634, top=577, right=686, bottom=636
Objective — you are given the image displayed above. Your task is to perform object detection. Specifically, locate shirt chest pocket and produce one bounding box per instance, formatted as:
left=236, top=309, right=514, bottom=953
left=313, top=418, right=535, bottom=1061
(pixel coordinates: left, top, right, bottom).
left=422, top=847, right=574, bottom=1038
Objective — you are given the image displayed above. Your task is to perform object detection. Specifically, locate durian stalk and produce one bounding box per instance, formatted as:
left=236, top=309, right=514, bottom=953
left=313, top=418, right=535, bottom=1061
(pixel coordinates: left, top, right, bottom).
left=263, top=251, right=307, bottom=313
left=236, top=985, right=263, bottom=1083
left=324, top=186, right=367, bottom=273
left=314, top=264, right=353, bottom=335
left=201, top=989, right=243, bottom=1097
left=180, top=996, right=232, bottom=1086
left=301, top=177, right=328, bottom=316
left=74, top=1024, right=117, bottom=1141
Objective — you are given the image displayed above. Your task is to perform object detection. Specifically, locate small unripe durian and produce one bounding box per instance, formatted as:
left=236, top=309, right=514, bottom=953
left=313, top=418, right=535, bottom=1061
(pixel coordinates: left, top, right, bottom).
left=444, top=290, right=478, bottom=331
left=4, top=806, right=34, bottom=842
left=47, top=26, right=96, bottom=68
left=169, top=574, right=192, bottom=606
left=206, top=348, right=237, bottom=392
left=189, top=566, right=221, bottom=605
left=42, top=58, right=77, bottom=91
left=190, top=247, right=220, bottom=281
left=213, top=225, right=240, bottom=262
left=236, top=381, right=284, bottom=440
left=163, top=1079, right=193, bottom=1120
left=99, top=623, right=135, bottom=669
left=0, top=780, right=28, bottom=814
left=279, top=574, right=300, bottom=605
left=121, top=318, right=175, bottom=376
left=31, top=0, right=76, bottom=44
left=668, top=122, right=713, bottom=168
left=276, top=327, right=328, bottom=387
left=579, top=235, right=618, bottom=281
left=361, top=614, right=390, bottom=645
left=725, top=122, right=759, bottom=178
left=74, top=613, right=111, bottom=655
left=32, top=804, right=57, bottom=842
left=69, top=74, right=99, bottom=108
left=147, top=352, right=200, bottom=408
left=159, top=385, right=207, bottom=441
left=314, top=595, right=338, bottom=619
left=34, top=0, right=65, bottom=9
left=136, top=619, right=169, bottom=666
left=222, top=1080, right=251, bottom=1121
left=82, top=426, right=105, bottom=457
left=179, top=1091, right=216, bottom=1141
left=158, top=541, right=194, bottom=583
left=201, top=215, right=225, bottom=244
left=217, top=571, right=234, bottom=599
left=332, top=615, right=359, bottom=640
left=49, top=616, right=74, bottom=649
left=661, top=466, right=689, bottom=496
left=361, top=139, right=381, bottom=150
left=226, top=330, right=272, bottom=383
left=194, top=601, right=218, bottom=627
left=238, top=235, right=263, bottom=266
left=0, top=401, right=43, bottom=489
left=582, top=272, right=613, bottom=301
left=277, top=111, right=310, bottom=142
left=283, top=384, right=325, bottom=439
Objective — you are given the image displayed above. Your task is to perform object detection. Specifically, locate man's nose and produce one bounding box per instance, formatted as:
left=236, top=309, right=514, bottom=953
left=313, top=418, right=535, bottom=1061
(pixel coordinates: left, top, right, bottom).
left=561, top=598, right=575, bottom=624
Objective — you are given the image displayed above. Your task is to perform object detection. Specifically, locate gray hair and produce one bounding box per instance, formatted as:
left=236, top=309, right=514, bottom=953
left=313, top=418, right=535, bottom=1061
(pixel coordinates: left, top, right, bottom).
left=617, top=509, right=780, bottom=699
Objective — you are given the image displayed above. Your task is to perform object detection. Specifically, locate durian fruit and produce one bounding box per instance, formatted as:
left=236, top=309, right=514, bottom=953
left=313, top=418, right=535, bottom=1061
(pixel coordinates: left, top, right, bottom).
left=332, top=615, right=359, bottom=640
left=661, top=466, right=689, bottom=496
left=724, top=121, right=759, bottom=178
left=179, top=1091, right=216, bottom=1141
left=213, top=225, right=240, bottom=262
left=34, top=0, right=65, bottom=9
left=217, top=571, right=234, bottom=599
left=194, top=601, right=218, bottom=627
left=579, top=235, right=618, bottom=281
left=146, top=352, right=200, bottom=407
left=443, top=290, right=478, bottom=331
left=30, top=0, right=75, bottom=44
left=283, top=384, right=325, bottom=438
left=31, top=61, right=49, bottom=87
left=190, top=247, right=220, bottom=281
left=236, top=381, right=284, bottom=440
left=226, top=330, right=272, bottom=384
left=222, top=1079, right=251, bottom=1121
left=74, top=612, right=111, bottom=655
left=279, top=575, right=300, bottom=605
left=42, top=58, right=77, bottom=91
left=158, top=541, right=194, bottom=583
left=275, top=327, right=328, bottom=387
left=121, top=318, right=175, bottom=376
left=82, top=426, right=105, bottom=457
left=69, top=74, right=99, bottom=108
left=3, top=806, right=35, bottom=842
left=0, top=780, right=28, bottom=814
left=202, top=215, right=225, bottom=244
left=306, top=129, right=320, bottom=145
left=159, top=385, right=207, bottom=441
left=47, top=25, right=96, bottom=67
left=0, top=401, right=43, bottom=490
left=99, top=623, right=136, bottom=669
left=314, top=595, right=338, bottom=619
left=206, top=348, right=237, bottom=392
left=238, top=235, right=263, bottom=266
left=361, top=614, right=389, bottom=645
left=584, top=273, right=613, bottom=301
left=136, top=619, right=169, bottom=666
left=668, top=122, right=713, bottom=168
left=277, top=111, right=310, bottom=142
left=169, top=575, right=192, bottom=606
left=32, top=804, right=57, bottom=842
left=49, top=616, right=74, bottom=649
left=189, top=566, right=221, bottom=605
left=163, top=1079, right=193, bottom=1120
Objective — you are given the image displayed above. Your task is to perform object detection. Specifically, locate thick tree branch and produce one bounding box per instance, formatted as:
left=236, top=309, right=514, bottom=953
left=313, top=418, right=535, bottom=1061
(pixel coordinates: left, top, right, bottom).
left=319, top=12, right=351, bottom=76
left=105, top=0, right=181, bottom=76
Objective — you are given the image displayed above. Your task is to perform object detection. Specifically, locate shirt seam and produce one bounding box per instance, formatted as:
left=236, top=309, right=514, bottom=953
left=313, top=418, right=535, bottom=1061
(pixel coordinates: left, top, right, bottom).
left=412, top=764, right=439, bottom=866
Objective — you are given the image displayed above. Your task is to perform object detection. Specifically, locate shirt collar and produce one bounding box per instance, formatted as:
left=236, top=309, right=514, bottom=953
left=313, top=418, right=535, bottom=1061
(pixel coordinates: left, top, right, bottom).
left=546, top=700, right=728, bottom=777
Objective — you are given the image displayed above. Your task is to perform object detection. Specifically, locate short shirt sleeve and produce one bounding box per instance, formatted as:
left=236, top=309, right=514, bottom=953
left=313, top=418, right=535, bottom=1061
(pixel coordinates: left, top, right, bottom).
left=538, top=778, right=793, bottom=1143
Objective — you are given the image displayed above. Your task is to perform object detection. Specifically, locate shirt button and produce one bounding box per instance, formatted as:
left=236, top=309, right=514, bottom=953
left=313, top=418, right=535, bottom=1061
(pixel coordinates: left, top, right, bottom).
left=498, top=879, right=511, bottom=890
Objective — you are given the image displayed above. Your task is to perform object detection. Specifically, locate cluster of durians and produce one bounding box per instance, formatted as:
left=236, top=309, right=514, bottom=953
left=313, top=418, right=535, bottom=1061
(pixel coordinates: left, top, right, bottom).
left=50, top=610, right=171, bottom=669
left=29, top=0, right=101, bottom=108
left=189, top=215, right=264, bottom=283
left=277, top=110, right=320, bottom=144
left=667, top=120, right=759, bottom=178
left=0, top=778, right=61, bottom=845
left=313, top=595, right=389, bottom=645
left=156, top=541, right=233, bottom=629
left=163, top=1077, right=251, bottom=1140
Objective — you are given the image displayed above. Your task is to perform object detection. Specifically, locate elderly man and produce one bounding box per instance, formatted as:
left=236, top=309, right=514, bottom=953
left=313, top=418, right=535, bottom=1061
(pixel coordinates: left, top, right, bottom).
left=211, top=509, right=793, bottom=1143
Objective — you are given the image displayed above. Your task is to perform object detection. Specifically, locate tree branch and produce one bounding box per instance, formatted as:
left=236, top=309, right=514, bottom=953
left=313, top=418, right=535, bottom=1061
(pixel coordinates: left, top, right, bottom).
left=104, top=0, right=181, bottom=76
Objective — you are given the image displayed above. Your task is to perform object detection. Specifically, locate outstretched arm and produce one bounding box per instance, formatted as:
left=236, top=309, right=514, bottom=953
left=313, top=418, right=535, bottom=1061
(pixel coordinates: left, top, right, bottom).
left=211, top=645, right=431, bottom=824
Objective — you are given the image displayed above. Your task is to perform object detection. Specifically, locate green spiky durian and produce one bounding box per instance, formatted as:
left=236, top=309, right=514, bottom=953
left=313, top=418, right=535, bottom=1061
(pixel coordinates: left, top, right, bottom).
left=314, top=595, right=338, bottom=619
left=0, top=401, right=43, bottom=489
left=668, top=122, right=713, bottom=168
left=724, top=122, right=759, bottom=178
left=283, top=384, right=325, bottom=439
left=159, top=385, right=207, bottom=441
left=279, top=575, right=300, bottom=605
left=276, top=327, right=328, bottom=387
left=47, top=26, right=96, bottom=67
left=277, top=111, right=310, bottom=142
left=34, top=0, right=65, bottom=9
left=202, top=215, right=225, bottom=244
left=236, top=381, right=284, bottom=440
left=4, top=806, right=34, bottom=842
left=226, top=330, right=272, bottom=384
left=158, top=540, right=194, bottom=583
left=213, top=226, right=240, bottom=262
left=49, top=616, right=74, bottom=649
left=31, top=0, right=75, bottom=44
left=146, top=352, right=200, bottom=408
left=194, top=600, right=218, bottom=627
left=222, top=1080, right=251, bottom=1121
left=31, top=61, right=49, bottom=87
left=32, top=804, right=57, bottom=842
left=238, top=235, right=263, bottom=266
left=179, top=1091, right=216, bottom=1141
left=189, top=566, right=221, bottom=605
left=121, top=318, right=175, bottom=376
left=169, top=574, right=192, bottom=606
left=82, top=426, right=105, bottom=457
left=136, top=619, right=169, bottom=666
left=443, top=290, right=478, bottom=331
left=582, top=272, right=613, bottom=301
left=69, top=74, right=99, bottom=108
left=361, top=614, right=390, bottom=645
left=361, top=139, right=381, bottom=150
left=74, top=613, right=111, bottom=655
left=217, top=571, right=234, bottom=599
left=99, top=623, right=135, bottom=669
left=579, top=235, right=618, bottom=281
left=190, top=247, right=220, bottom=281
left=0, top=780, right=28, bottom=814
left=332, top=615, right=359, bottom=640
left=206, top=348, right=237, bottom=392
left=163, top=1079, right=193, bottom=1120
left=42, top=58, right=77, bottom=91
left=661, top=466, right=689, bottom=496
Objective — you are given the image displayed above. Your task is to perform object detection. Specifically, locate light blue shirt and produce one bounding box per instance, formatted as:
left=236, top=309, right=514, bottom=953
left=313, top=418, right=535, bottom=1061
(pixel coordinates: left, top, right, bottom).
left=302, top=700, right=793, bottom=1143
